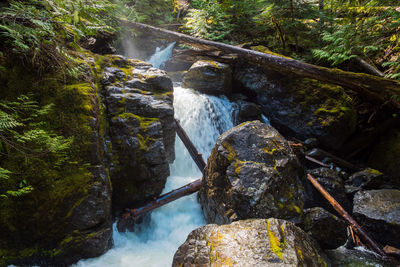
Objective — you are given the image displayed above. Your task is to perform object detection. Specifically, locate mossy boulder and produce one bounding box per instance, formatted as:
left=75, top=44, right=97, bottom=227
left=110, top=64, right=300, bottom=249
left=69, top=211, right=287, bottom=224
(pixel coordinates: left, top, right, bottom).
left=233, top=61, right=357, bottom=149
left=182, top=60, right=232, bottom=95
left=0, top=53, right=112, bottom=266
left=368, top=128, right=400, bottom=187
left=101, top=56, right=175, bottom=216
left=199, top=121, right=305, bottom=225
left=172, top=218, right=327, bottom=267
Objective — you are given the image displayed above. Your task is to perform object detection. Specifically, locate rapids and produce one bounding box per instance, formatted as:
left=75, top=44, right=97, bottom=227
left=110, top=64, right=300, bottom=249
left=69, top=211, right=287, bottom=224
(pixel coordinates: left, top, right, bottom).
left=75, top=45, right=236, bottom=267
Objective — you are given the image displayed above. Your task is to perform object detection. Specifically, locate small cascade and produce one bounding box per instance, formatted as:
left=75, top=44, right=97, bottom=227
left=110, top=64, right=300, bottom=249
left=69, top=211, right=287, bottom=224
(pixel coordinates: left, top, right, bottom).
left=75, top=55, right=237, bottom=265
left=147, top=42, right=176, bottom=69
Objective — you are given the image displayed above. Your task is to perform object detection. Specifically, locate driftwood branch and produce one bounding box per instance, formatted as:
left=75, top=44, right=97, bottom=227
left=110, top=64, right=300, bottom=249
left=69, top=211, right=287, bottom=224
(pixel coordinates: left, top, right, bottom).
left=306, top=173, right=386, bottom=257
left=120, top=20, right=400, bottom=107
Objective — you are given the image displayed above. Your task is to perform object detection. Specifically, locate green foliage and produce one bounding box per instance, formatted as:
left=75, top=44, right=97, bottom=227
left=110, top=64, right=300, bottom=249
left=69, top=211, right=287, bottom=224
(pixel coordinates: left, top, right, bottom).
left=0, top=168, right=10, bottom=180
left=119, top=0, right=174, bottom=24
left=0, top=0, right=117, bottom=73
left=312, top=1, right=400, bottom=79
left=184, top=0, right=233, bottom=41
left=0, top=94, right=71, bottom=200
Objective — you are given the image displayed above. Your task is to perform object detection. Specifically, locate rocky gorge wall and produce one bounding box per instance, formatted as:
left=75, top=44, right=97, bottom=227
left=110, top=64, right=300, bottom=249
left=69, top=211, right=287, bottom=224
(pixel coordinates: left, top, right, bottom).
left=0, top=52, right=175, bottom=266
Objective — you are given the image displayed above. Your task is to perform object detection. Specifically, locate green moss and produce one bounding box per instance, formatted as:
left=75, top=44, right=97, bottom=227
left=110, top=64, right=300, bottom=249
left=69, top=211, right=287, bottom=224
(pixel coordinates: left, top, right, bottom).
left=267, top=220, right=284, bottom=260
left=250, top=45, right=293, bottom=59
left=291, top=78, right=356, bottom=129
left=263, top=148, right=277, bottom=155
left=364, top=168, right=383, bottom=175
left=222, top=141, right=237, bottom=162
left=0, top=50, right=107, bottom=264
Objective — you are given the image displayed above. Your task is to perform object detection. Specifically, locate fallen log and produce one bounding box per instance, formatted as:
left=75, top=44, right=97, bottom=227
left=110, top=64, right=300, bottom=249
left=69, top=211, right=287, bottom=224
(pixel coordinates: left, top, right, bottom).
left=121, top=178, right=202, bottom=220
left=175, top=118, right=206, bottom=172
left=306, top=173, right=387, bottom=257
left=120, top=20, right=400, bottom=107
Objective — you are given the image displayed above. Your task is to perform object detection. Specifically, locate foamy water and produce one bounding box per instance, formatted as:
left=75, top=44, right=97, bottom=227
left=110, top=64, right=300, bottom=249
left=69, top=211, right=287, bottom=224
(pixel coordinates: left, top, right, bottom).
left=75, top=78, right=236, bottom=266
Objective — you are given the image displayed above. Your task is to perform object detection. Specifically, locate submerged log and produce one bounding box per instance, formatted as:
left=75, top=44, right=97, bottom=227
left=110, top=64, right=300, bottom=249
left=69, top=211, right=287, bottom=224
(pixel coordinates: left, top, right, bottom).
left=120, top=20, right=400, bottom=107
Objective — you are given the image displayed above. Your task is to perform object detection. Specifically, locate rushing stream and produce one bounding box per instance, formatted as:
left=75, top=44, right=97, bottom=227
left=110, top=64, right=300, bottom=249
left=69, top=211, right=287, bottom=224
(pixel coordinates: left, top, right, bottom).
left=75, top=45, right=236, bottom=267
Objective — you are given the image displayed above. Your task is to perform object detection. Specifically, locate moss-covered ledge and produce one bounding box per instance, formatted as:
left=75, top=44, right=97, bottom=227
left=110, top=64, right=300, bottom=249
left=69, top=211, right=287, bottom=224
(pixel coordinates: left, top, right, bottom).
left=0, top=51, right=112, bottom=266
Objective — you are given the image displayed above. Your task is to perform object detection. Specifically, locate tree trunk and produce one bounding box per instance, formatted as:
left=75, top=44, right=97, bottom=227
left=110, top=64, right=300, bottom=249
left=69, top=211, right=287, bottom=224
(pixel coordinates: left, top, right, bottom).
left=120, top=20, right=400, bottom=107
left=117, top=179, right=202, bottom=232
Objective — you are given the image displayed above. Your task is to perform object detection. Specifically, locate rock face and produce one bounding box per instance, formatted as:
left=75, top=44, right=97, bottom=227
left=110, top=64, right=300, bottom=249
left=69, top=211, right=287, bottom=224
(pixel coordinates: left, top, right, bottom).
left=233, top=61, right=356, bottom=149
left=300, top=207, right=347, bottom=249
left=306, top=167, right=351, bottom=213
left=0, top=54, right=112, bottom=266
left=199, top=121, right=305, bottom=225
left=172, top=218, right=327, bottom=267
left=353, top=189, right=400, bottom=248
left=101, top=55, right=175, bottom=214
left=182, top=60, right=232, bottom=95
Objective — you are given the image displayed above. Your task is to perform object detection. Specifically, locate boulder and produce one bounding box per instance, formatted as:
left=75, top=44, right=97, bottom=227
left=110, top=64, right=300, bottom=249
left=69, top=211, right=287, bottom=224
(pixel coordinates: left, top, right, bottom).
left=233, top=61, right=357, bottom=149
left=233, top=99, right=262, bottom=124
left=300, top=207, right=347, bottom=249
left=326, top=246, right=392, bottom=267
left=199, top=121, right=305, bottom=225
left=101, top=57, right=175, bottom=215
left=345, top=168, right=385, bottom=195
left=353, top=189, right=400, bottom=248
left=182, top=60, right=232, bottom=95
left=306, top=167, right=352, bottom=213
left=172, top=218, right=327, bottom=267
left=368, top=128, right=400, bottom=187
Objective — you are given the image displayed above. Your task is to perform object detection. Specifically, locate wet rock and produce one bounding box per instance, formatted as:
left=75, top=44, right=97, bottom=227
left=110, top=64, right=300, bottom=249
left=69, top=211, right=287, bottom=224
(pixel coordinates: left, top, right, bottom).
left=326, top=246, right=391, bottom=267
left=199, top=121, right=305, bottom=225
left=182, top=60, right=232, bottom=95
left=300, top=207, right=347, bottom=249
left=353, top=189, right=400, bottom=248
left=233, top=61, right=356, bottom=149
left=368, top=128, right=400, bottom=187
left=140, top=67, right=173, bottom=92
left=233, top=99, right=262, bottom=124
left=306, top=167, right=351, bottom=213
left=102, top=57, right=175, bottom=214
left=345, top=168, right=385, bottom=195
left=172, top=218, right=327, bottom=267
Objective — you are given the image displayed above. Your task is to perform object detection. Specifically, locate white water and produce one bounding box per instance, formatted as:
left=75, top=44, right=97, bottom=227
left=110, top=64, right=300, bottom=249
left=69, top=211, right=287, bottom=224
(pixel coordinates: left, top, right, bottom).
left=75, top=44, right=236, bottom=267
left=147, top=42, right=176, bottom=69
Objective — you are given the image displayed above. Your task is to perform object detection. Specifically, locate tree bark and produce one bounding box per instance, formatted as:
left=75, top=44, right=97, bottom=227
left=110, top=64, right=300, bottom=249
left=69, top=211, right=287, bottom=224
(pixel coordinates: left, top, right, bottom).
left=120, top=20, right=400, bottom=107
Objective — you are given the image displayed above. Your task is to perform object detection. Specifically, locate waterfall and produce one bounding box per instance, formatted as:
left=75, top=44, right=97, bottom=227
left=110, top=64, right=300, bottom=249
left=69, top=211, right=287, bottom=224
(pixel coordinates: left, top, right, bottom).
left=75, top=45, right=236, bottom=265
left=147, top=42, right=176, bottom=69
